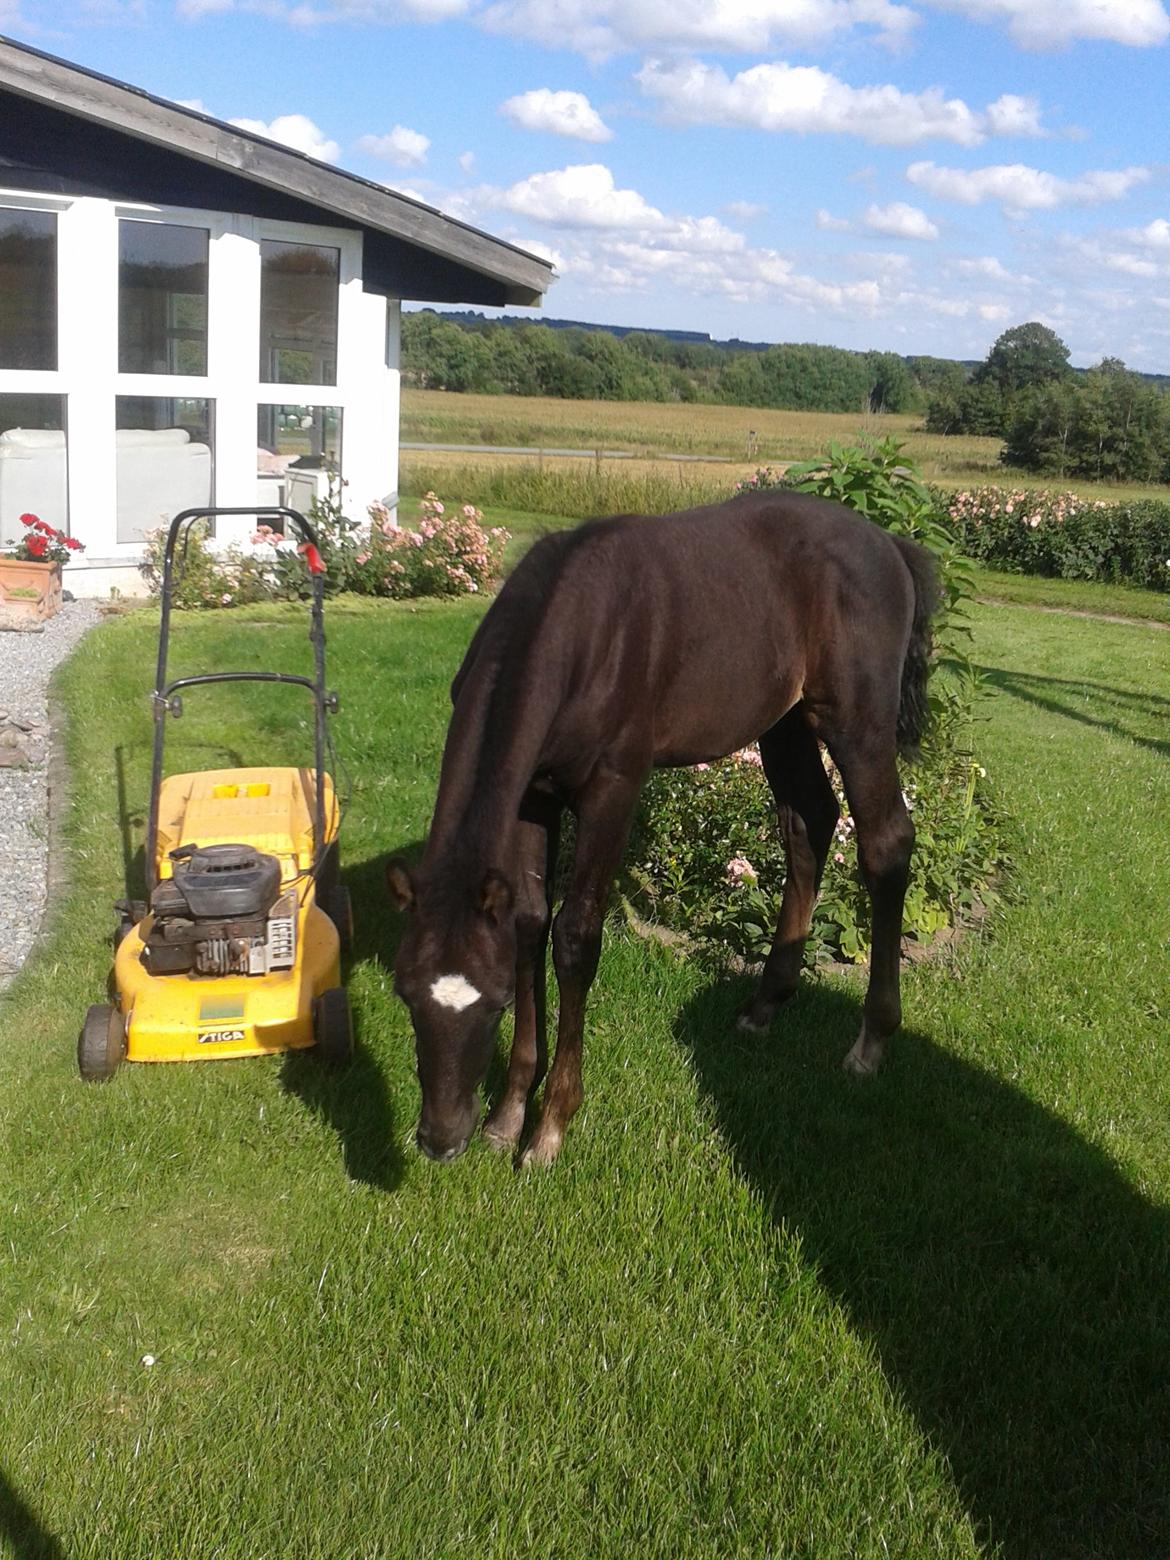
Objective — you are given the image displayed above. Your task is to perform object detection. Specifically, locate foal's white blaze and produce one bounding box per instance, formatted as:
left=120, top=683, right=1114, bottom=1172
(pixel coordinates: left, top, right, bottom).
left=430, top=974, right=481, bottom=1012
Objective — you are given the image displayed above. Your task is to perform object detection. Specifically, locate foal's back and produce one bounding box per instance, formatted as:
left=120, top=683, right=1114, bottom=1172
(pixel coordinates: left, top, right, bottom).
left=486, top=492, right=918, bottom=769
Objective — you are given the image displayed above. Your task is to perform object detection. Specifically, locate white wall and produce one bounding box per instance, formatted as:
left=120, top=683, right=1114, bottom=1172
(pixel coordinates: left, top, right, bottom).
left=0, top=188, right=401, bottom=596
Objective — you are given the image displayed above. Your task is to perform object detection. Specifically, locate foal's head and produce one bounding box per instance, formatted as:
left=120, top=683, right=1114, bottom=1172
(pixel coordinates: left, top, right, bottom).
left=386, top=859, right=516, bottom=1161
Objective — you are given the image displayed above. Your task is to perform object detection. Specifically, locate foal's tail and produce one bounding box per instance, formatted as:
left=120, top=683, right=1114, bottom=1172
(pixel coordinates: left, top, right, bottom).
left=891, top=534, right=942, bottom=755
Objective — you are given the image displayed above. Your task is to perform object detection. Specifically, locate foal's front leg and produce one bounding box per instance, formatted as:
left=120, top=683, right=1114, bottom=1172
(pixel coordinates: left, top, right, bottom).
left=521, top=764, right=645, bottom=1169
left=482, top=792, right=560, bottom=1153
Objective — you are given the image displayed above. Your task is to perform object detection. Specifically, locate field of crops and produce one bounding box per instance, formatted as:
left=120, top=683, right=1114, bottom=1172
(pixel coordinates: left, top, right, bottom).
left=400, top=389, right=1169, bottom=503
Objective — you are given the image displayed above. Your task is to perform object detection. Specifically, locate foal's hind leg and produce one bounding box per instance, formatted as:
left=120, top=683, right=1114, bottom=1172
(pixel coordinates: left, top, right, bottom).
left=483, top=791, right=560, bottom=1153
left=824, top=731, right=914, bottom=1076
left=738, top=709, right=839, bottom=1034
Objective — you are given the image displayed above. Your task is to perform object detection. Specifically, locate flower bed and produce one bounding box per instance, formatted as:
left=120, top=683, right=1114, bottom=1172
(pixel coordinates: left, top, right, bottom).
left=626, top=731, right=1002, bottom=968
left=139, top=491, right=508, bottom=608
left=942, top=486, right=1170, bottom=590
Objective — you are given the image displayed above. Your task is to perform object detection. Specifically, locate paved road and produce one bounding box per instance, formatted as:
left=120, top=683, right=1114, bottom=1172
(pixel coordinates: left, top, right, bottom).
left=401, top=440, right=742, bottom=463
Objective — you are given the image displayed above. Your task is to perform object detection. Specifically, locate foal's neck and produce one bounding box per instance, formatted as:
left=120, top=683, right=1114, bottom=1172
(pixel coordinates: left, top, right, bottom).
left=425, top=648, right=555, bottom=877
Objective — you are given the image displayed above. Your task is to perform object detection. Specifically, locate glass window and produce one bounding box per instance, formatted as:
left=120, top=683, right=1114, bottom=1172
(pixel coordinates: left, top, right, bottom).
left=257, top=404, right=341, bottom=470
left=119, top=221, right=209, bottom=376
left=0, top=208, right=57, bottom=371
left=0, top=393, right=67, bottom=546
left=115, top=396, right=213, bottom=544
left=259, top=241, right=339, bottom=386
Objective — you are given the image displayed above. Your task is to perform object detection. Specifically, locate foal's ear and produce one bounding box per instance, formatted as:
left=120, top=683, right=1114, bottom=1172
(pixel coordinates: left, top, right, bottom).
left=477, top=869, right=514, bottom=925
left=385, top=858, right=417, bottom=912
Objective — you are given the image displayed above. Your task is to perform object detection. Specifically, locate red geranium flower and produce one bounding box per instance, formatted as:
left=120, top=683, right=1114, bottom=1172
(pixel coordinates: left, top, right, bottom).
left=64, top=536, right=84, bottom=551
left=24, top=533, right=48, bottom=558
left=19, top=513, right=38, bottom=527
left=33, top=519, right=56, bottom=535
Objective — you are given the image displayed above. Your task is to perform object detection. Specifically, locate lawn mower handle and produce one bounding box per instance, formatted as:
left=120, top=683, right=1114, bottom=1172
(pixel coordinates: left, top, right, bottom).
left=145, top=506, right=333, bottom=895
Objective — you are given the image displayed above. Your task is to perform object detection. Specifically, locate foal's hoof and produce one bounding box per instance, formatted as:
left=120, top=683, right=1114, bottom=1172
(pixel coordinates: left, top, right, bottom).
left=735, top=1001, right=774, bottom=1036
left=842, top=1031, right=885, bottom=1076
left=518, top=1125, right=564, bottom=1170
left=481, top=1101, right=525, bottom=1154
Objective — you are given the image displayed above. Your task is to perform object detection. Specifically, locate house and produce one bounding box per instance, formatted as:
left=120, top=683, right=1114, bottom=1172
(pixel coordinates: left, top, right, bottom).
left=0, top=36, right=553, bottom=596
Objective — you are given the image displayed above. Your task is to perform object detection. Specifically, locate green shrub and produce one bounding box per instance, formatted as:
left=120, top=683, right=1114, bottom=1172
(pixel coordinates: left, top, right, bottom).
left=628, top=722, right=1002, bottom=966
left=943, top=486, right=1170, bottom=591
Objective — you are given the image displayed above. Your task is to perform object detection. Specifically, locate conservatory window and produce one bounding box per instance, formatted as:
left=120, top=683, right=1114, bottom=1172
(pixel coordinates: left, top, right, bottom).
left=0, top=208, right=57, bottom=371
left=259, top=241, right=339, bottom=386
left=0, top=393, right=67, bottom=546
left=115, top=396, right=214, bottom=544
left=118, top=220, right=209, bottom=376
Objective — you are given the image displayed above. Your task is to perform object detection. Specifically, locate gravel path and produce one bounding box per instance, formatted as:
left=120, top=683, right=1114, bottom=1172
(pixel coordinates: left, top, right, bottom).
left=0, top=601, right=103, bottom=992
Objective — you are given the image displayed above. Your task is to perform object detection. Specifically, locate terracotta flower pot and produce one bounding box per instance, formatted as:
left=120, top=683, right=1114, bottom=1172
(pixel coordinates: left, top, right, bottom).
left=0, top=556, right=64, bottom=622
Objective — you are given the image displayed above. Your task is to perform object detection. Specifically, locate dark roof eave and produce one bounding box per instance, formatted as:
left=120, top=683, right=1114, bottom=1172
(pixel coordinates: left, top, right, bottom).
left=0, top=35, right=553, bottom=305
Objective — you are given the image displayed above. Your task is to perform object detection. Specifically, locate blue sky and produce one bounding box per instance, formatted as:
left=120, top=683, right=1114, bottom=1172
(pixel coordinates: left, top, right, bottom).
left=8, top=0, right=1170, bottom=368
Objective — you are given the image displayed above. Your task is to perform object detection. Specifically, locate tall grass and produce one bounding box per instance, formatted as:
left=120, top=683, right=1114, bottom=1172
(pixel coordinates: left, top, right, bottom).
left=401, top=388, right=1170, bottom=501
left=402, top=456, right=736, bottom=518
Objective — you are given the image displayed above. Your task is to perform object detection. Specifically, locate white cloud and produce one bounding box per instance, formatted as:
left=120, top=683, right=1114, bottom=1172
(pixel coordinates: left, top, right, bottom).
left=816, top=208, right=853, bottom=231
left=983, top=94, right=1046, bottom=137
left=228, top=113, right=339, bottom=162
left=458, top=151, right=476, bottom=173
left=501, top=88, right=613, bottom=142
left=906, top=160, right=1150, bottom=214
left=955, top=255, right=1014, bottom=280
left=725, top=200, right=766, bottom=219
left=1128, top=217, right=1170, bottom=248
left=920, top=0, right=1169, bottom=48
left=478, top=0, right=917, bottom=59
left=635, top=58, right=1044, bottom=146
left=863, top=201, right=939, bottom=239
left=357, top=125, right=431, bottom=167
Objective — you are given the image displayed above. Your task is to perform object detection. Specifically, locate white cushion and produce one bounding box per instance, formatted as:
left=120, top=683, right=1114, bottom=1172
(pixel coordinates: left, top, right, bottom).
left=115, top=428, right=192, bottom=449
left=0, top=428, right=66, bottom=449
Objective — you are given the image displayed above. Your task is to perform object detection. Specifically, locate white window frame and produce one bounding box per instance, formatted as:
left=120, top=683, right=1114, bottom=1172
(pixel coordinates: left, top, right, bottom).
left=0, top=187, right=393, bottom=561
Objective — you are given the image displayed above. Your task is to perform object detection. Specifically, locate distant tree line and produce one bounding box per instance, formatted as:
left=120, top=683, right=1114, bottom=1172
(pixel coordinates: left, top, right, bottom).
left=404, top=311, right=1170, bottom=483
left=402, top=309, right=946, bottom=414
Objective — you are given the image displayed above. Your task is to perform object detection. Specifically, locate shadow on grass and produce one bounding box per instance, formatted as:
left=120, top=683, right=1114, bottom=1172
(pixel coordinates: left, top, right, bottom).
left=0, top=1468, right=65, bottom=1560
left=676, top=976, right=1170, bottom=1560
left=278, top=847, right=424, bottom=1193
left=975, top=665, right=1170, bottom=760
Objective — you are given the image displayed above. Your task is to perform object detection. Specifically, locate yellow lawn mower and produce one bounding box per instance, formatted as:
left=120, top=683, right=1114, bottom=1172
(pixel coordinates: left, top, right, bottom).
left=78, top=506, right=353, bottom=1081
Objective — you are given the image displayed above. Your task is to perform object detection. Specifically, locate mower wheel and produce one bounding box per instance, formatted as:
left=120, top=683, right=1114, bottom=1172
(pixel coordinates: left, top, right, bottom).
left=314, top=987, right=353, bottom=1068
left=78, top=1004, right=126, bottom=1082
left=113, top=900, right=146, bottom=951
left=325, top=885, right=353, bottom=958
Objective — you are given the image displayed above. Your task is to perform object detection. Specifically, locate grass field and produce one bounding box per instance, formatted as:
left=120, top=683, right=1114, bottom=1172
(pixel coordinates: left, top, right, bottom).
left=2, top=564, right=1169, bottom=1557
left=401, top=388, right=1170, bottom=502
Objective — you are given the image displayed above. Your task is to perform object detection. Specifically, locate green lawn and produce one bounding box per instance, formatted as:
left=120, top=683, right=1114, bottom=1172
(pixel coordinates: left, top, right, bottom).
left=1, top=581, right=1168, bottom=1559
left=970, top=563, right=1170, bottom=625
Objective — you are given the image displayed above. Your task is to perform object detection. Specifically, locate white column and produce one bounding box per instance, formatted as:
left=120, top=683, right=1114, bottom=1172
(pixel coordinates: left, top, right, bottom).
left=58, top=199, right=118, bottom=556
left=207, top=222, right=262, bottom=547
left=337, top=287, right=396, bottom=525
left=385, top=298, right=401, bottom=522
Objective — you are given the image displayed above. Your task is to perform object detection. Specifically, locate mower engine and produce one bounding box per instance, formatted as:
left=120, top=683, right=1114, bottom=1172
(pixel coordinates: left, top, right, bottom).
left=144, top=843, right=297, bottom=978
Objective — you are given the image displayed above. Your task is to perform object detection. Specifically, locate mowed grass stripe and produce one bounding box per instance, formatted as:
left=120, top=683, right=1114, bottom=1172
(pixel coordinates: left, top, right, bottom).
left=0, top=591, right=1166, bottom=1558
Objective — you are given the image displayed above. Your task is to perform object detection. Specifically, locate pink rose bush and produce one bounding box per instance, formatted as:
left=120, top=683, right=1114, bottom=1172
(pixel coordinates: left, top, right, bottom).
left=365, top=493, right=508, bottom=600
left=626, top=736, right=1001, bottom=967
left=943, top=485, right=1170, bottom=590
left=141, top=490, right=509, bottom=608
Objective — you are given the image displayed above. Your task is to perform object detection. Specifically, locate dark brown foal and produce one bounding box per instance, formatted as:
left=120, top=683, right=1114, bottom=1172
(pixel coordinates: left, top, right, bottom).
left=389, top=490, right=938, bottom=1166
